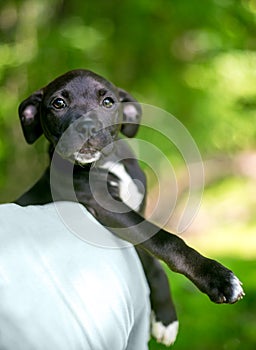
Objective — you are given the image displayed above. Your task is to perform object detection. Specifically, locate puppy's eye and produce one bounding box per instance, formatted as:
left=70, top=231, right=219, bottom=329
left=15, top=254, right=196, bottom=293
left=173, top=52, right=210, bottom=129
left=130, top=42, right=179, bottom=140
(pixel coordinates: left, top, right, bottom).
left=52, top=98, right=66, bottom=109
left=102, top=97, right=115, bottom=108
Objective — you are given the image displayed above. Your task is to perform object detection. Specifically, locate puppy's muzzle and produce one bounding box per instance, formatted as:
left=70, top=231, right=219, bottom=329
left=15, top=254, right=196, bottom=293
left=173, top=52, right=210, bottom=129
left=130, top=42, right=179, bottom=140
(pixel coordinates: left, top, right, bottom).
left=75, top=116, right=101, bottom=138
left=56, top=115, right=115, bottom=165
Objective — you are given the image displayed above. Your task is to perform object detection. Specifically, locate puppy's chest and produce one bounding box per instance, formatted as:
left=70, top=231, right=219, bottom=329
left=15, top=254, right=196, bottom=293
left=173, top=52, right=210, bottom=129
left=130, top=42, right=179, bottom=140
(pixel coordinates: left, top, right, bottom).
left=100, top=161, right=144, bottom=212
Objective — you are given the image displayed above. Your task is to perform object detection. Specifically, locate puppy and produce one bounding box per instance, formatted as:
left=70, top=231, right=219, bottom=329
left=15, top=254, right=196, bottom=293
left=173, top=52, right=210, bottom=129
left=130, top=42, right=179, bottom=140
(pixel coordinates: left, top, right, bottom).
left=16, top=69, right=244, bottom=346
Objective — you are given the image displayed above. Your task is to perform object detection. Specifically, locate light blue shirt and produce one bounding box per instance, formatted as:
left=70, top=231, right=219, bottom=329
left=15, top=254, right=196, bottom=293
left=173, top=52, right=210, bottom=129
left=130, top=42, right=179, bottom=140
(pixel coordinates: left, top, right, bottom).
left=0, top=202, right=150, bottom=350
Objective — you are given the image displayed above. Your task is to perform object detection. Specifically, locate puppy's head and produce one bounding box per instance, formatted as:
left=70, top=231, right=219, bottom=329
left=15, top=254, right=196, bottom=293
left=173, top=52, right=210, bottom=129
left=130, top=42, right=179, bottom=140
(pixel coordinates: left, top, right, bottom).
left=18, top=69, right=142, bottom=165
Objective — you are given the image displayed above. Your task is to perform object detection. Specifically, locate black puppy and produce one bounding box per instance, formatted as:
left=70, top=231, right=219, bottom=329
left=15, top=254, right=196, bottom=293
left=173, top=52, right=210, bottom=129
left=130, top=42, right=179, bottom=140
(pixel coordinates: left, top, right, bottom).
left=16, top=69, right=244, bottom=346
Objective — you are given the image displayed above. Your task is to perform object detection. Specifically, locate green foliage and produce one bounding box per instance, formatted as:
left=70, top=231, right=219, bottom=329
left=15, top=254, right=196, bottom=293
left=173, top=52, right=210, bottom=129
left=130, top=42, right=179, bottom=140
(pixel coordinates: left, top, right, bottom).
left=1, top=0, right=256, bottom=197
left=1, top=0, right=256, bottom=200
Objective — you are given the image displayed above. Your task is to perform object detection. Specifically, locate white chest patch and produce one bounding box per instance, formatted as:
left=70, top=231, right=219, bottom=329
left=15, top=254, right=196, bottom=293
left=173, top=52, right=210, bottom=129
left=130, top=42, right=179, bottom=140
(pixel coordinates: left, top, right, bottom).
left=100, top=161, right=144, bottom=212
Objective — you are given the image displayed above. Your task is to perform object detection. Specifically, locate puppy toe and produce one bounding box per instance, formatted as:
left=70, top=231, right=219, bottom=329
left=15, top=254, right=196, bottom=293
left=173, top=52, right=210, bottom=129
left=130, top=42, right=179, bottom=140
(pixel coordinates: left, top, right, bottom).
left=228, top=275, right=245, bottom=303
left=213, top=274, right=245, bottom=304
left=151, top=314, right=179, bottom=346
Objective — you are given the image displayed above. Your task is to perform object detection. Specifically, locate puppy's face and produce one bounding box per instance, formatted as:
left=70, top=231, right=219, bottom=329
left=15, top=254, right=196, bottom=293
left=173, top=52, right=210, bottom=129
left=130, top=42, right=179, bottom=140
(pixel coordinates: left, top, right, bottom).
left=41, top=71, right=122, bottom=164
left=19, top=69, right=141, bottom=165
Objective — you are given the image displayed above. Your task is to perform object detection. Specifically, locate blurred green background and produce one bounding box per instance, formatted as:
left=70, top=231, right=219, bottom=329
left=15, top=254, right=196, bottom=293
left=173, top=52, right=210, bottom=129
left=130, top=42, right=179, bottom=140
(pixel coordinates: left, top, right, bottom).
left=0, top=0, right=255, bottom=349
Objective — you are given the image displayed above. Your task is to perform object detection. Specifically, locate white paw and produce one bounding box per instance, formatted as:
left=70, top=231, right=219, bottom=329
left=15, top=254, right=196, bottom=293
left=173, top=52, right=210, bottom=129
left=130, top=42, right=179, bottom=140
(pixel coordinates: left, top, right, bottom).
left=230, top=276, right=245, bottom=303
left=151, top=312, right=179, bottom=346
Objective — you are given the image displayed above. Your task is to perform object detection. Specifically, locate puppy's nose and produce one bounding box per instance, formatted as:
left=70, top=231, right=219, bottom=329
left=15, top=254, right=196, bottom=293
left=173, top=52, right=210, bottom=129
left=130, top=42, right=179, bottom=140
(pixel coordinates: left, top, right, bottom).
left=76, top=118, right=97, bottom=136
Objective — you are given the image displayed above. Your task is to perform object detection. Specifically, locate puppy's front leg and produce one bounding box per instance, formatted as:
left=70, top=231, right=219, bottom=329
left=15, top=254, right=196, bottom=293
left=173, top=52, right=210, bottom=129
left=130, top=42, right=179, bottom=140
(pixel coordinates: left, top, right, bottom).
left=85, top=196, right=245, bottom=305
left=143, top=228, right=245, bottom=304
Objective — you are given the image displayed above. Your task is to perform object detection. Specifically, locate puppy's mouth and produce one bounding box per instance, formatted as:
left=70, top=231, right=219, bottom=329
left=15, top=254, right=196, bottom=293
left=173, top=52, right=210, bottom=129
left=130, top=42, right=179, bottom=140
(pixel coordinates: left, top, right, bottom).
left=73, top=147, right=101, bottom=165
left=56, top=130, right=115, bottom=165
left=71, top=139, right=114, bottom=165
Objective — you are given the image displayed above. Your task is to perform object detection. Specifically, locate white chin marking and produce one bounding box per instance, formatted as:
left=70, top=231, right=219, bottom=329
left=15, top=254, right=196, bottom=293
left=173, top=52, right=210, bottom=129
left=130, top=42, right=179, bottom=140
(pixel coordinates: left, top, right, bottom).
left=73, top=151, right=101, bottom=165
left=230, top=275, right=245, bottom=303
left=151, top=312, right=179, bottom=346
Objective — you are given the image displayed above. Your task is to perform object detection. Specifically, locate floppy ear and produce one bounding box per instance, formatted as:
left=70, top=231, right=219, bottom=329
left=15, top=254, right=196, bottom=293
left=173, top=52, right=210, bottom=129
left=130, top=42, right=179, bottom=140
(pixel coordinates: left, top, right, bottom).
left=118, top=88, right=142, bottom=138
left=18, top=90, right=44, bottom=144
